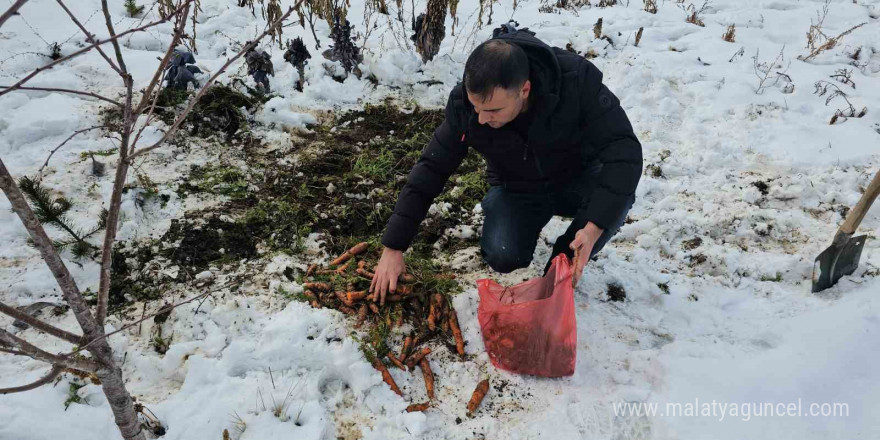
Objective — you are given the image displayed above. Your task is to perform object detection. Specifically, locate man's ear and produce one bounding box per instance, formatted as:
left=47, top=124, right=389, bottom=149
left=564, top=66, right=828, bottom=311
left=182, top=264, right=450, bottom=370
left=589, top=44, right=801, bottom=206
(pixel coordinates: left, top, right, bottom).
left=520, top=80, right=531, bottom=99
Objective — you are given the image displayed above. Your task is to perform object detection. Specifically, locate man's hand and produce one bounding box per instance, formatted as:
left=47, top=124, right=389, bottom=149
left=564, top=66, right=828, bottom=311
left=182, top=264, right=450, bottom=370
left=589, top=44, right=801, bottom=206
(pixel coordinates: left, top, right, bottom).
left=370, top=247, right=405, bottom=306
left=569, top=222, right=604, bottom=288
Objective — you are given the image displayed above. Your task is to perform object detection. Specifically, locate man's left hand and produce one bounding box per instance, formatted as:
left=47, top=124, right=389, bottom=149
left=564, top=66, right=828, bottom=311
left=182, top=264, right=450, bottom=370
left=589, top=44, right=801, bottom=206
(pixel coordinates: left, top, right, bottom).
left=569, top=222, right=604, bottom=288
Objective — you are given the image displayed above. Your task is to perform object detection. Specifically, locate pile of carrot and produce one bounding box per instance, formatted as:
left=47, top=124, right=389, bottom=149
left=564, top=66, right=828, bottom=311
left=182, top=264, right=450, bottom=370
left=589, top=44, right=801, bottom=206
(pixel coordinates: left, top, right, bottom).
left=301, top=242, right=483, bottom=414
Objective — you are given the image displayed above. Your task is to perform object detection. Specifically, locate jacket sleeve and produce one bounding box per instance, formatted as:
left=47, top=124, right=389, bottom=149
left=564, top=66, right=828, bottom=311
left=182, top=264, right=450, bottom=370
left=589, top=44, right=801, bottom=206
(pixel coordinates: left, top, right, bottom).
left=381, top=88, right=469, bottom=251
left=577, top=60, right=643, bottom=230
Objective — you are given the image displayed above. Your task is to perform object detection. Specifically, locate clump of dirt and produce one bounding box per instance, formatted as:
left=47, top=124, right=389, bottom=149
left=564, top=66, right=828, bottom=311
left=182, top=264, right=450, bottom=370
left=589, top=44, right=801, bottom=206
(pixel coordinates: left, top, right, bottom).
left=681, top=237, right=702, bottom=250
left=606, top=282, right=626, bottom=302
left=752, top=180, right=770, bottom=196
left=162, top=216, right=257, bottom=268
left=107, top=242, right=161, bottom=312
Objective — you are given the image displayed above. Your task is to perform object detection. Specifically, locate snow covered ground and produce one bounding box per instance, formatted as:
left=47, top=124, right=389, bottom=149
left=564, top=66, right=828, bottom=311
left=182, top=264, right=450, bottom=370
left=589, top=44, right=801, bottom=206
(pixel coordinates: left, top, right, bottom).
left=2, top=0, right=880, bottom=439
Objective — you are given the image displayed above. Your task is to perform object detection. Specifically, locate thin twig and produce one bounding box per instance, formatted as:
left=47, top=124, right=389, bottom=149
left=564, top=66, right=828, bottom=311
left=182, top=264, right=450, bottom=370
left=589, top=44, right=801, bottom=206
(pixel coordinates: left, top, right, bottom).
left=0, top=364, right=63, bottom=395
left=55, top=0, right=122, bottom=75
left=0, top=301, right=84, bottom=344
left=0, top=0, right=29, bottom=29
left=37, top=125, right=107, bottom=177
left=0, top=328, right=101, bottom=372
left=0, top=85, right=122, bottom=106
left=70, top=291, right=212, bottom=357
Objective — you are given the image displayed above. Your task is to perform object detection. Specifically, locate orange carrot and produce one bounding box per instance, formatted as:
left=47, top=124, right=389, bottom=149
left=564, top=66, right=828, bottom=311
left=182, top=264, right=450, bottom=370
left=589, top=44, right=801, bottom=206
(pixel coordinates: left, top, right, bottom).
left=386, top=352, right=406, bottom=370
left=330, top=243, right=370, bottom=266
left=396, top=284, right=414, bottom=295
left=306, top=264, right=317, bottom=276
left=369, top=303, right=380, bottom=315
left=309, top=300, right=321, bottom=309
left=355, top=304, right=368, bottom=328
left=401, top=335, right=413, bottom=360
left=356, top=268, right=375, bottom=279
left=436, top=294, right=449, bottom=332
left=339, top=305, right=356, bottom=315
left=334, top=291, right=352, bottom=306
left=346, top=290, right=369, bottom=302
left=405, top=347, right=432, bottom=369
left=303, top=290, right=317, bottom=301
left=348, top=242, right=369, bottom=256
left=448, top=307, right=465, bottom=357
left=303, top=282, right=331, bottom=291
left=371, top=358, right=402, bottom=396
left=335, top=261, right=351, bottom=275
left=406, top=402, right=430, bottom=412
left=466, top=379, right=490, bottom=416
left=357, top=260, right=367, bottom=270
left=427, top=300, right=437, bottom=331
left=419, top=358, right=435, bottom=399
left=399, top=273, right=416, bottom=283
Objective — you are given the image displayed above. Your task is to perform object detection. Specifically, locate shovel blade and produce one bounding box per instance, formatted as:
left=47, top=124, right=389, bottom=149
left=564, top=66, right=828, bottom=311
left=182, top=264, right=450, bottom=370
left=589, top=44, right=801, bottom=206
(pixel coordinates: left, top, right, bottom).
left=812, top=235, right=868, bottom=293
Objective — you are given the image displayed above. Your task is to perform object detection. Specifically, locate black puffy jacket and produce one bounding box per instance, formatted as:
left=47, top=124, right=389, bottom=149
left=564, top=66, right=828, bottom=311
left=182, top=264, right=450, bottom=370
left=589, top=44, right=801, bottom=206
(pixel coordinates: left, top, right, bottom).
left=381, top=30, right=643, bottom=251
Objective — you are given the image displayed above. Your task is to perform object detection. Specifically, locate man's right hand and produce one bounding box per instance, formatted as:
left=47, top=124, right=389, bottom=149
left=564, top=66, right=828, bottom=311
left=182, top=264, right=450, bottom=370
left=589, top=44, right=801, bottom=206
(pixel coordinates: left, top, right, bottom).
left=370, top=247, right=405, bottom=306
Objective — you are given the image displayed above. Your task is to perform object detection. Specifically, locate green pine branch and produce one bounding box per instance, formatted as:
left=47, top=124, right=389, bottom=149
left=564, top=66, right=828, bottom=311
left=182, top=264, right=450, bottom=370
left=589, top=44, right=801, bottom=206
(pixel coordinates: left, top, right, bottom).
left=17, top=176, right=105, bottom=260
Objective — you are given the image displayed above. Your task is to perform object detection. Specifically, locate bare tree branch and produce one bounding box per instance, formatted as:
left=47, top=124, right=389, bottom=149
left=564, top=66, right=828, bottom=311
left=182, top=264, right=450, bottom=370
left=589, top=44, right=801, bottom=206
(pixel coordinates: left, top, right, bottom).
left=0, top=364, right=63, bottom=395
left=0, top=0, right=29, bottom=29
left=0, top=85, right=122, bottom=106
left=0, top=159, right=104, bottom=340
left=100, top=0, right=129, bottom=75
left=55, top=0, right=122, bottom=76
left=37, top=125, right=107, bottom=177
left=134, top=0, right=192, bottom=118
left=0, top=347, right=31, bottom=356
left=73, top=291, right=211, bottom=356
left=0, top=329, right=101, bottom=372
left=94, top=2, right=196, bottom=327
left=0, top=301, right=84, bottom=344
left=0, top=2, right=190, bottom=99
left=127, top=3, right=301, bottom=161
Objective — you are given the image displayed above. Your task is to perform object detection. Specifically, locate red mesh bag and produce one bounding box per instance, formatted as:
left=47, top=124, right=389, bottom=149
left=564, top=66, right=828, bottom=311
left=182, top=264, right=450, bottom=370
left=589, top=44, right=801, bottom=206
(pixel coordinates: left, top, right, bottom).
left=477, top=254, right=577, bottom=377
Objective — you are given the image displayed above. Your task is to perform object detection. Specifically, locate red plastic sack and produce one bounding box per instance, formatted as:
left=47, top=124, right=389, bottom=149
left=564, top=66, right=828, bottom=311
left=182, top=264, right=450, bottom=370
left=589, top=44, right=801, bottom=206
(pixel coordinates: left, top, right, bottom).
left=477, top=254, right=577, bottom=377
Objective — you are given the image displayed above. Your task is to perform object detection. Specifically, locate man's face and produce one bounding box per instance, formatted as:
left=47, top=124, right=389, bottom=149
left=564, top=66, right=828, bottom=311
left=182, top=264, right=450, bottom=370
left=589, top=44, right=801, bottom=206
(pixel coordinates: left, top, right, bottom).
left=467, top=81, right=531, bottom=129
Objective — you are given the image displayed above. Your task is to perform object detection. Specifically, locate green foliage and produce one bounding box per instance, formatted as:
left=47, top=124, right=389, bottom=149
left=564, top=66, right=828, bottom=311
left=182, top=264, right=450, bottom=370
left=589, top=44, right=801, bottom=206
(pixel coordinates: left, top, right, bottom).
left=187, top=164, right=250, bottom=199
left=17, top=176, right=107, bottom=260
left=366, top=319, right=390, bottom=358
left=760, top=272, right=783, bottom=282
left=152, top=331, right=172, bottom=354
left=78, top=148, right=117, bottom=160
left=124, top=0, right=145, bottom=17
left=186, top=85, right=256, bottom=139
left=153, top=88, right=192, bottom=124
left=64, top=381, right=85, bottom=410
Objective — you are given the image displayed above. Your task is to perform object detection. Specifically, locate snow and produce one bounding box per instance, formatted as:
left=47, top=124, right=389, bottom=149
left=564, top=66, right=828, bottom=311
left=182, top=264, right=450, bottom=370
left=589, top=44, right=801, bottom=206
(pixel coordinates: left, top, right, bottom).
left=2, top=0, right=880, bottom=439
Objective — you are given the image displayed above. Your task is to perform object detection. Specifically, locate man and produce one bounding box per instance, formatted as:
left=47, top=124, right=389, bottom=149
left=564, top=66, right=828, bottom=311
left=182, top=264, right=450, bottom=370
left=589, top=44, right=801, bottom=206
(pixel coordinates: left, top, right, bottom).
left=370, top=24, right=642, bottom=303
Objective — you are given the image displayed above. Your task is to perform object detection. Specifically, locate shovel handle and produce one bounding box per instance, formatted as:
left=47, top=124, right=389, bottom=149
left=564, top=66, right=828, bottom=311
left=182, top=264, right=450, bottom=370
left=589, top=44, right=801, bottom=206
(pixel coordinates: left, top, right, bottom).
left=839, top=168, right=880, bottom=236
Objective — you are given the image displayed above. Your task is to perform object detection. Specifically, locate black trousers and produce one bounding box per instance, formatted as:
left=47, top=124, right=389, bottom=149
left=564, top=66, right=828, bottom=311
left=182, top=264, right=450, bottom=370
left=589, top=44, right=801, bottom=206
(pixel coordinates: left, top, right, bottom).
left=479, top=161, right=634, bottom=275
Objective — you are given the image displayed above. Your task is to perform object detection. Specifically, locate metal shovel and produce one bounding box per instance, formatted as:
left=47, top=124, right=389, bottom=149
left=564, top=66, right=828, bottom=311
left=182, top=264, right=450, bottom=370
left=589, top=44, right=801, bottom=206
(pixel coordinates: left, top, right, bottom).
left=812, top=168, right=880, bottom=293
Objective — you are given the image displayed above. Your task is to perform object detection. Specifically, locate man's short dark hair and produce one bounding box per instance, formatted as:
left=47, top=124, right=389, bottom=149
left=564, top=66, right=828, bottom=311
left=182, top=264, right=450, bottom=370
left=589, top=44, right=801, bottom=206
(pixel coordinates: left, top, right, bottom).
left=464, top=40, right=529, bottom=101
